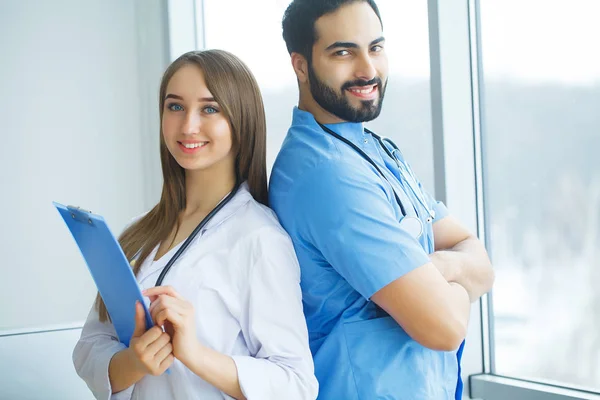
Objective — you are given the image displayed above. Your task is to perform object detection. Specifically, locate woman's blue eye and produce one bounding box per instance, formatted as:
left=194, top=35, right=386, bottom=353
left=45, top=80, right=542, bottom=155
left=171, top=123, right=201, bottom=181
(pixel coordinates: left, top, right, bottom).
left=204, top=106, right=218, bottom=114
left=168, top=103, right=184, bottom=111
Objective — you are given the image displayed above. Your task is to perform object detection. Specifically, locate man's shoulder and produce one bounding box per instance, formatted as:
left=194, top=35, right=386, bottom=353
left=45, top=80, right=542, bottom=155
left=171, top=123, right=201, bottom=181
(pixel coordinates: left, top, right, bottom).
left=270, top=144, right=354, bottom=199
left=270, top=124, right=344, bottom=199
left=274, top=124, right=341, bottom=172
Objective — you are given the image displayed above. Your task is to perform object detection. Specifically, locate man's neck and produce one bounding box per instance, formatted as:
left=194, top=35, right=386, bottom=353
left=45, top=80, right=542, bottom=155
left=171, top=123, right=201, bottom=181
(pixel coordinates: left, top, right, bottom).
left=298, top=94, right=348, bottom=125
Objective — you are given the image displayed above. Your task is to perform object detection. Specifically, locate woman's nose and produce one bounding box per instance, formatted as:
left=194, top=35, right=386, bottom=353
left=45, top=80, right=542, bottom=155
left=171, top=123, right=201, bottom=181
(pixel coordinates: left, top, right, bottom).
left=182, top=111, right=201, bottom=135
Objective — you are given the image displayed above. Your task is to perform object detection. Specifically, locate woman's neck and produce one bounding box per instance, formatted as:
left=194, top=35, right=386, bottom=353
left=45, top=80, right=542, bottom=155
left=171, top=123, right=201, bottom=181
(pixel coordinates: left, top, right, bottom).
left=183, top=163, right=237, bottom=217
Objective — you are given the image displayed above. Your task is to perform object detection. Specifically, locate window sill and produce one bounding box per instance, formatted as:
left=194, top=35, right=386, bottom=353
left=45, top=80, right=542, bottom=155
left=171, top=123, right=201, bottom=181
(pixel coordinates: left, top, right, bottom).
left=469, top=374, right=600, bottom=400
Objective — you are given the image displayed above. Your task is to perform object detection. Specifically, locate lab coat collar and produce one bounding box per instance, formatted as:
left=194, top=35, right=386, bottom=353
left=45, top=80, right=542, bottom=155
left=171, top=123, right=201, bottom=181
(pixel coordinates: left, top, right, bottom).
left=201, top=180, right=253, bottom=233
left=136, top=181, right=253, bottom=284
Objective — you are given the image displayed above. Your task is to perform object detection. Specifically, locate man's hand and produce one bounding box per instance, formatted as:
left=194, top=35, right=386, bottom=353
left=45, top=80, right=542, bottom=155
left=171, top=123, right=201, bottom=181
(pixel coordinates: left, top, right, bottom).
left=431, top=216, right=495, bottom=302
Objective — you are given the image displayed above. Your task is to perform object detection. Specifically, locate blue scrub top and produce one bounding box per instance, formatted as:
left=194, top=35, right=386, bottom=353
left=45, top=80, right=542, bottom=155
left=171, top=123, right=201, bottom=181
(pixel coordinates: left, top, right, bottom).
left=269, top=108, right=464, bottom=400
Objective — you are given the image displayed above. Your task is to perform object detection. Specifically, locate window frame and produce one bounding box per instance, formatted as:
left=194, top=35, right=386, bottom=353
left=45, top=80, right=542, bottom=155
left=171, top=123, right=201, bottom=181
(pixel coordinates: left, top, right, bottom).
left=428, top=0, right=600, bottom=398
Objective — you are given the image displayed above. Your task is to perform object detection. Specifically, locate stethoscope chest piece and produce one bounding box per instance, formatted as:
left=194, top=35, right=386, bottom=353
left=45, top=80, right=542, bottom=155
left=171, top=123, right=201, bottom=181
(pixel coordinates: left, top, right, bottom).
left=399, top=216, right=424, bottom=239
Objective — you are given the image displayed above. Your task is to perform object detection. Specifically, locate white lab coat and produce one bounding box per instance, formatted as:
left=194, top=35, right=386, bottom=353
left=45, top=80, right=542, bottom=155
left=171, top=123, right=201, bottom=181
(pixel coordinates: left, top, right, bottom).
left=72, top=183, right=318, bottom=400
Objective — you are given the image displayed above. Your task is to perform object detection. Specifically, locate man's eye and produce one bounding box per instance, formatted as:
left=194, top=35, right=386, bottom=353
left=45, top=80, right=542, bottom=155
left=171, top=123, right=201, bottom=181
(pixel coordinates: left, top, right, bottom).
left=372, top=45, right=384, bottom=52
left=335, top=50, right=350, bottom=56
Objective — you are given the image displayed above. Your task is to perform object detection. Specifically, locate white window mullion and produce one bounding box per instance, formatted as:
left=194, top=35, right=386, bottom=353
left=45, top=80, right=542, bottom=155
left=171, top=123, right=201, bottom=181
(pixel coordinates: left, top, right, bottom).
left=427, top=0, right=485, bottom=397
left=167, top=0, right=198, bottom=61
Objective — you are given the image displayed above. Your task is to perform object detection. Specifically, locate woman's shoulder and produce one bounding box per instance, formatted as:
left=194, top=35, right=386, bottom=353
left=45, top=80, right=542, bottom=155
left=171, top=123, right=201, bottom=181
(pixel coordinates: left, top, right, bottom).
left=214, top=196, right=300, bottom=279
left=235, top=197, right=290, bottom=240
left=233, top=199, right=300, bottom=274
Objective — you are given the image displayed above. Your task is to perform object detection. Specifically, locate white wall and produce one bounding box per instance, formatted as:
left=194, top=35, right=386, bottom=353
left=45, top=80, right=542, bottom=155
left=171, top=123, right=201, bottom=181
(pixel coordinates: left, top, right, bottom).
left=0, top=0, right=169, bottom=397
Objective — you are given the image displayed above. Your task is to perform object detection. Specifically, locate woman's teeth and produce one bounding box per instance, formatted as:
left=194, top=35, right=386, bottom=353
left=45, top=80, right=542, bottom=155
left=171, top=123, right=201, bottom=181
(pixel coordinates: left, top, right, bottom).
left=182, top=142, right=207, bottom=149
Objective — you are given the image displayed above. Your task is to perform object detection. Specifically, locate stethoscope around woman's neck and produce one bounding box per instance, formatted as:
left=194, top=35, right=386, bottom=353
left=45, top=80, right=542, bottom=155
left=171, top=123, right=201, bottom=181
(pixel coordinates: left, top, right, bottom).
left=153, top=179, right=241, bottom=286
left=317, top=122, right=435, bottom=239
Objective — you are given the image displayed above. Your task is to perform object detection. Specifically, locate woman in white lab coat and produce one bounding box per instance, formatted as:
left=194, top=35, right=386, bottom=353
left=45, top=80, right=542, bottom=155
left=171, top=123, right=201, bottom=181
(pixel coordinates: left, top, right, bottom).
left=72, top=50, right=318, bottom=400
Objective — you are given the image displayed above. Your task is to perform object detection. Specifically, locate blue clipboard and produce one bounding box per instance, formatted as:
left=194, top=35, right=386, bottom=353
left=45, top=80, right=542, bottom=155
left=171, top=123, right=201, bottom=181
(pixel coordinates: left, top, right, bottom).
left=53, top=202, right=154, bottom=347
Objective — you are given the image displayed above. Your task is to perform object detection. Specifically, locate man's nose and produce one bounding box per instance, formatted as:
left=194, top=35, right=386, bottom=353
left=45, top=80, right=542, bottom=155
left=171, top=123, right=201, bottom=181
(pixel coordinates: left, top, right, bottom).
left=354, top=53, right=377, bottom=82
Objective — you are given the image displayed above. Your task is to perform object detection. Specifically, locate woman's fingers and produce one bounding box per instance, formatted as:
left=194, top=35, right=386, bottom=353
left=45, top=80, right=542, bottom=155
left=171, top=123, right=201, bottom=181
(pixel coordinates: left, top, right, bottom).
left=158, top=353, right=175, bottom=375
left=134, top=326, right=163, bottom=352
left=131, top=301, right=147, bottom=339
left=155, top=308, right=183, bottom=327
left=154, top=340, right=174, bottom=363
left=150, top=298, right=187, bottom=324
left=149, top=294, right=179, bottom=314
left=143, top=285, right=184, bottom=300
left=144, top=331, right=171, bottom=357
left=131, top=329, right=174, bottom=376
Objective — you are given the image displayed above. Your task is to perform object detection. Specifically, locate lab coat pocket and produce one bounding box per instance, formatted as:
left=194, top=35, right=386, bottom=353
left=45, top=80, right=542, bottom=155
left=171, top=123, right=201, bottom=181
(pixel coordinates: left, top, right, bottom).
left=343, top=316, right=437, bottom=400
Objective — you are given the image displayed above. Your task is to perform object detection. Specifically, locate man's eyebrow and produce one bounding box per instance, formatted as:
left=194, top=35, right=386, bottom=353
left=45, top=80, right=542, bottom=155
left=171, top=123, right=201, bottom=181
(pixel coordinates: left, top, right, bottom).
left=325, top=36, right=385, bottom=51
left=370, top=36, right=385, bottom=46
left=325, top=41, right=359, bottom=51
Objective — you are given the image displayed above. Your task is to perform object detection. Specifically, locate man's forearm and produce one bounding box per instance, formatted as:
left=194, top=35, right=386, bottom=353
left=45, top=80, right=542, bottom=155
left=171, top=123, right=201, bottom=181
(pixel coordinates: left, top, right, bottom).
left=430, top=237, right=494, bottom=302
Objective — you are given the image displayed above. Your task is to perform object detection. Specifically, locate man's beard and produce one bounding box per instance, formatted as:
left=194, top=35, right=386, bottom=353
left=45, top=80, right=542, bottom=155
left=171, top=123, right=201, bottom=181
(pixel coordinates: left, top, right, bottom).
left=307, top=62, right=386, bottom=123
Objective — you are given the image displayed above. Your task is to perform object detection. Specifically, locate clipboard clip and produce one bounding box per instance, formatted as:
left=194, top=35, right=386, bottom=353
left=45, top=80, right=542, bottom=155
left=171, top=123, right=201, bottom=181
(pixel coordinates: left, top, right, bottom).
left=67, top=205, right=94, bottom=225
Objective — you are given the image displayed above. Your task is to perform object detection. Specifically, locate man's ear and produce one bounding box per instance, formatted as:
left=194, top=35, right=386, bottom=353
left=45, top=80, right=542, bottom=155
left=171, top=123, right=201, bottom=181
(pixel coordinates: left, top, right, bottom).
left=291, top=52, right=309, bottom=84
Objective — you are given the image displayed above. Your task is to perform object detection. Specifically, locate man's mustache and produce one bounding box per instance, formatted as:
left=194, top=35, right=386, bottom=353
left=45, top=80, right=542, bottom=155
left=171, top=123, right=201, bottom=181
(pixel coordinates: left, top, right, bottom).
left=341, top=77, right=382, bottom=91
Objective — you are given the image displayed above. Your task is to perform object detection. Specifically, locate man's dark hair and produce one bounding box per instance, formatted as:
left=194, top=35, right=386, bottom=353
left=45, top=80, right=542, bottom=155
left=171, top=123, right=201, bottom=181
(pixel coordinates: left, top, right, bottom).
left=282, top=0, right=383, bottom=62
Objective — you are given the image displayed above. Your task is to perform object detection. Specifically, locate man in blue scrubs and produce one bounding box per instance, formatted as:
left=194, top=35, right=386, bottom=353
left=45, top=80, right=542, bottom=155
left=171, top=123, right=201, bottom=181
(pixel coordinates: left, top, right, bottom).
left=269, top=0, right=495, bottom=399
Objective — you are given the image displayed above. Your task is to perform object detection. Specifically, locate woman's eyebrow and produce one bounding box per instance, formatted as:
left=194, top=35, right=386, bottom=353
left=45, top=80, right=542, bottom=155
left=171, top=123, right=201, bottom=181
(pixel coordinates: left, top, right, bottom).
left=164, top=93, right=216, bottom=102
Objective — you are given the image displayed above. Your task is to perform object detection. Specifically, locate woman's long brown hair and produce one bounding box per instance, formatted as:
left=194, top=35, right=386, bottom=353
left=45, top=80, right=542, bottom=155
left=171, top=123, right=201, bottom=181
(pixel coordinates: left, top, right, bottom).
left=96, top=50, right=268, bottom=322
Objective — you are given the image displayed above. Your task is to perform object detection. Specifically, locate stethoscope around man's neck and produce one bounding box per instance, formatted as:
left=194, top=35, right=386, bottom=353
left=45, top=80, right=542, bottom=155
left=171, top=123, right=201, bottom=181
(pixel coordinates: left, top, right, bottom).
left=317, top=122, right=435, bottom=239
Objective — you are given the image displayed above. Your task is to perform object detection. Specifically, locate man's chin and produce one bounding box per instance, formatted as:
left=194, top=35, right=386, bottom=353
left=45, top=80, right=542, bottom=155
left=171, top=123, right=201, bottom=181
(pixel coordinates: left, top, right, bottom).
left=357, top=105, right=383, bottom=122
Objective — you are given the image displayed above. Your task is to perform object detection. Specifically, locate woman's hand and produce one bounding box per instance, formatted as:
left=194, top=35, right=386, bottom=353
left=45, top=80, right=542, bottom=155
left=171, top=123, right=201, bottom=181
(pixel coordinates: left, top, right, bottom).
left=128, top=301, right=174, bottom=376
left=143, top=287, right=247, bottom=399
left=144, top=286, right=198, bottom=367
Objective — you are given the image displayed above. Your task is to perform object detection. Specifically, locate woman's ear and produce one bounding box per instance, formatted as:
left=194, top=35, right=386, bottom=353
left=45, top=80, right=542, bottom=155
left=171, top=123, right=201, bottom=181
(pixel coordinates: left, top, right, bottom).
left=291, top=53, right=309, bottom=84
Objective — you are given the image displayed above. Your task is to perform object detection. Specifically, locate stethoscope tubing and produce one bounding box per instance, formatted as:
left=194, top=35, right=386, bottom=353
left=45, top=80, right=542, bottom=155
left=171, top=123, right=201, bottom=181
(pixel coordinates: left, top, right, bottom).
left=154, top=180, right=241, bottom=286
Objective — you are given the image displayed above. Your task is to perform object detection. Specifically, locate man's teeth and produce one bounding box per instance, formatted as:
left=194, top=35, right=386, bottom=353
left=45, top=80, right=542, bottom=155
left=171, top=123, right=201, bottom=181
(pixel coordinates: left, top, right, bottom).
left=183, top=142, right=207, bottom=149
left=349, top=86, right=375, bottom=94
